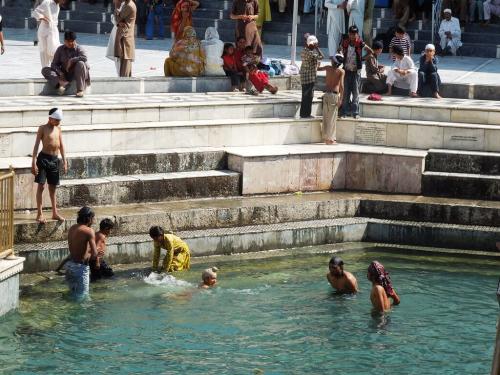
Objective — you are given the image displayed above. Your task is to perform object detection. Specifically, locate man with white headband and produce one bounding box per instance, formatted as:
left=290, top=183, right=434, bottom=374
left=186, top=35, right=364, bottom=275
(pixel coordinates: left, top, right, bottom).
left=438, top=8, right=462, bottom=56
left=299, top=34, right=324, bottom=118
left=31, top=107, right=68, bottom=224
left=318, top=52, right=345, bottom=145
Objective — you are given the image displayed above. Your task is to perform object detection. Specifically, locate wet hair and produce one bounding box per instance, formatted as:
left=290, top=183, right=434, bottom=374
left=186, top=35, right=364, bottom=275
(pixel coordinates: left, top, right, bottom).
left=392, top=45, right=405, bottom=57
left=48, top=108, right=58, bottom=116
left=149, top=225, right=164, bottom=238
left=64, top=30, right=77, bottom=41
left=348, top=25, right=359, bottom=34
left=99, top=218, right=114, bottom=231
left=222, top=42, right=234, bottom=56
left=372, top=41, right=383, bottom=50
left=77, top=206, right=95, bottom=224
left=395, top=26, right=406, bottom=34
left=329, top=256, right=344, bottom=267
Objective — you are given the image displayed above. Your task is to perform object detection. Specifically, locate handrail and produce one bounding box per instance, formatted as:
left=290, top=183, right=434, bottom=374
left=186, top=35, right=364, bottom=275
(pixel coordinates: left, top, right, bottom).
left=0, top=168, right=15, bottom=259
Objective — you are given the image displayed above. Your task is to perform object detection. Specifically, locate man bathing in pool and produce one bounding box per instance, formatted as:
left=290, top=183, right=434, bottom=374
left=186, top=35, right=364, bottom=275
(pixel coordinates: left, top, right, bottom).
left=326, top=256, right=359, bottom=293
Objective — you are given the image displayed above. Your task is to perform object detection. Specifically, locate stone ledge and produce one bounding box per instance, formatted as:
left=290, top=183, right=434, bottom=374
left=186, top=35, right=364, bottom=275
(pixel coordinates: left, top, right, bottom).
left=0, top=256, right=25, bottom=282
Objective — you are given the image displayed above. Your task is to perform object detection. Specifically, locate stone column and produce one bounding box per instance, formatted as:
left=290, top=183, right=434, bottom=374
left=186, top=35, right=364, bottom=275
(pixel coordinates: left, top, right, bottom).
left=0, top=257, right=25, bottom=317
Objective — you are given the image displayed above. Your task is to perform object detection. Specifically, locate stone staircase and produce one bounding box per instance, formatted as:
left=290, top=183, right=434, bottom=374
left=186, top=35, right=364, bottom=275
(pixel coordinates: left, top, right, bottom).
left=372, top=7, right=500, bottom=58
left=422, top=149, right=500, bottom=200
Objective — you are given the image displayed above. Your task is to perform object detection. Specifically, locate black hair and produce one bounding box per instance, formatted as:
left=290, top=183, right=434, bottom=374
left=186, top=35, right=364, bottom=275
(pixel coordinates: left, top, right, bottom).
left=348, top=25, right=359, bottom=34
left=329, top=256, right=344, bottom=267
left=222, top=42, right=234, bottom=56
left=237, top=36, right=246, bottom=42
left=77, top=206, right=95, bottom=224
left=149, top=226, right=164, bottom=238
left=48, top=108, right=58, bottom=115
left=64, top=30, right=77, bottom=41
left=372, top=41, right=383, bottom=50
left=99, top=218, right=114, bottom=231
left=395, top=26, right=406, bottom=34
left=392, top=44, right=405, bottom=57
left=244, top=46, right=254, bottom=52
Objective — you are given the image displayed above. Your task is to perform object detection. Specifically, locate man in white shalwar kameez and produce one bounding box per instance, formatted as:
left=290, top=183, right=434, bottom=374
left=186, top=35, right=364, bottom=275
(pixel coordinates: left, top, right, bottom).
left=325, top=0, right=346, bottom=57
left=32, top=0, right=61, bottom=67
left=484, top=0, right=500, bottom=24
left=347, top=0, right=364, bottom=37
left=438, top=9, right=462, bottom=56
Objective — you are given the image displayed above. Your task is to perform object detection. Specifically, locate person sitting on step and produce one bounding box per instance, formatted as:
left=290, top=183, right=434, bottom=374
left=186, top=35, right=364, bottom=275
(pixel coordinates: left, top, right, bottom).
left=364, top=40, right=387, bottom=94
left=42, top=30, right=90, bottom=97
left=386, top=45, right=418, bottom=97
left=149, top=226, right=191, bottom=273
left=418, top=44, right=442, bottom=99
left=164, top=26, right=205, bottom=77
left=438, top=8, right=462, bottom=56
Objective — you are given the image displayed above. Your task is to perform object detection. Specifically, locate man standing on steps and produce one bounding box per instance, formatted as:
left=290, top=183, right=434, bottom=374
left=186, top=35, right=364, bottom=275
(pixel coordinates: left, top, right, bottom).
left=115, top=0, right=136, bottom=77
left=32, top=0, right=62, bottom=67
left=299, top=34, right=324, bottom=118
left=230, top=0, right=263, bottom=57
left=325, top=0, right=346, bottom=57
left=31, top=108, right=67, bottom=224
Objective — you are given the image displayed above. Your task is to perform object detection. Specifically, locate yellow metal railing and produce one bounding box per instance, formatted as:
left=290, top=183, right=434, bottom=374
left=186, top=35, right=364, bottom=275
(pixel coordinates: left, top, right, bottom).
left=0, top=168, right=14, bottom=259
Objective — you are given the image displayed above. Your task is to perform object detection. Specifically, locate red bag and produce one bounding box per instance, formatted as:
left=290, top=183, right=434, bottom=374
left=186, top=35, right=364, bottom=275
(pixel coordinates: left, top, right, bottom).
left=368, top=93, right=382, bottom=101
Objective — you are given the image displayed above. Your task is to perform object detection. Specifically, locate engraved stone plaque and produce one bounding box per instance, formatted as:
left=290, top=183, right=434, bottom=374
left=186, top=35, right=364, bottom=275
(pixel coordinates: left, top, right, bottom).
left=449, top=135, right=478, bottom=142
left=0, top=135, right=9, bottom=157
left=354, top=123, right=386, bottom=145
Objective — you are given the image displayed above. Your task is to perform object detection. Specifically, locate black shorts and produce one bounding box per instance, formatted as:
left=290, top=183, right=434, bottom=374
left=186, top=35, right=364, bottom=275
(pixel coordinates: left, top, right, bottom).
left=34, top=152, right=60, bottom=186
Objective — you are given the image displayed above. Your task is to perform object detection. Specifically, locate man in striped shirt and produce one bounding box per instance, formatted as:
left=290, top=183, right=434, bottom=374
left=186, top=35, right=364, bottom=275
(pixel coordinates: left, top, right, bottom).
left=389, top=26, right=412, bottom=61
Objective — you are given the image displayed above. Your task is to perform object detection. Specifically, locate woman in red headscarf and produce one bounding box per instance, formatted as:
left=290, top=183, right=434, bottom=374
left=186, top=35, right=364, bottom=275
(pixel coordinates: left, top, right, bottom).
left=171, top=0, right=199, bottom=41
left=367, top=261, right=401, bottom=312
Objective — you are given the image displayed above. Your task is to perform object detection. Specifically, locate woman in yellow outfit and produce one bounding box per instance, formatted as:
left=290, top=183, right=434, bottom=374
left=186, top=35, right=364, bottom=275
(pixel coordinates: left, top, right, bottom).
left=149, top=226, right=191, bottom=273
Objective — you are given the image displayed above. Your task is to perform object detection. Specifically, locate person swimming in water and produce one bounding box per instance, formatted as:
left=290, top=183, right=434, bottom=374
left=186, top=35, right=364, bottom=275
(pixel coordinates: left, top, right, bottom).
left=326, top=256, right=359, bottom=293
left=199, top=267, right=218, bottom=289
left=367, top=261, right=400, bottom=313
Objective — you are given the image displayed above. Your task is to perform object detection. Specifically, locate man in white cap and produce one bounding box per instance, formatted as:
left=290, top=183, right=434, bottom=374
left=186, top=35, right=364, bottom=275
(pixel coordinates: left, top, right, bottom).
left=31, top=107, right=68, bottom=224
left=418, top=44, right=442, bottom=99
left=324, top=0, right=346, bottom=57
left=483, top=0, right=500, bottom=25
left=318, top=53, right=345, bottom=144
left=299, top=34, right=324, bottom=118
left=438, top=8, right=462, bottom=56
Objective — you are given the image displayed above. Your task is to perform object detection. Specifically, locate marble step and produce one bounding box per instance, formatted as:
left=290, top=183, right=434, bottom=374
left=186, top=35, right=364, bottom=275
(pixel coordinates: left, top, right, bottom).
left=425, top=149, right=500, bottom=174
left=359, top=95, right=500, bottom=126
left=336, top=117, right=500, bottom=152
left=0, top=91, right=312, bottom=128
left=226, top=143, right=427, bottom=195
left=0, top=116, right=322, bottom=159
left=422, top=170, right=500, bottom=200
left=13, top=190, right=500, bottom=245
left=48, top=169, right=240, bottom=209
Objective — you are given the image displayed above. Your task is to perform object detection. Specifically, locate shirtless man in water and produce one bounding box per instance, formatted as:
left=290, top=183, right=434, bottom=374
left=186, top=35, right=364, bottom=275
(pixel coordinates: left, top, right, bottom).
left=318, top=53, right=345, bottom=145
left=31, top=107, right=68, bottom=223
left=65, top=206, right=98, bottom=298
left=326, top=256, right=358, bottom=293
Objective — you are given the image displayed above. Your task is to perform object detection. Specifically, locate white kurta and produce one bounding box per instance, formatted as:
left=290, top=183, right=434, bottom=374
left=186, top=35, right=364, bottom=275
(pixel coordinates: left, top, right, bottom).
left=484, top=0, right=500, bottom=21
left=32, top=0, right=60, bottom=67
left=325, top=0, right=346, bottom=57
left=201, top=27, right=224, bottom=76
left=347, top=0, right=365, bottom=36
left=106, top=2, right=124, bottom=76
left=438, top=17, right=462, bottom=56
left=387, top=55, right=418, bottom=93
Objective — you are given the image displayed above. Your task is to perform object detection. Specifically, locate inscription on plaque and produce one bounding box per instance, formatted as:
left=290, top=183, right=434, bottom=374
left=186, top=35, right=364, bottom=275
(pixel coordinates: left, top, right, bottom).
left=0, top=135, right=9, bottom=157
left=450, top=135, right=478, bottom=142
left=354, top=123, right=386, bottom=145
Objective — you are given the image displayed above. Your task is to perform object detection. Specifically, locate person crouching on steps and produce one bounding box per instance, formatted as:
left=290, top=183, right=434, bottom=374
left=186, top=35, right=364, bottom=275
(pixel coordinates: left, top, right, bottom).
left=247, top=63, right=278, bottom=95
left=318, top=53, right=344, bottom=145
left=149, top=226, right=191, bottom=273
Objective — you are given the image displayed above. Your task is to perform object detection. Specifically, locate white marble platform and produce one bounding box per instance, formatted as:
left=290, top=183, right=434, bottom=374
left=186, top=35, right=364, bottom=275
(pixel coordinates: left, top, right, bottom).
left=226, top=144, right=426, bottom=195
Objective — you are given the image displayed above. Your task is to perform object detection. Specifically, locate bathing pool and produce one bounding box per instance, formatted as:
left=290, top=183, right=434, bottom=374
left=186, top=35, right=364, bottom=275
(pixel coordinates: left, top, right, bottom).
left=0, top=247, right=498, bottom=374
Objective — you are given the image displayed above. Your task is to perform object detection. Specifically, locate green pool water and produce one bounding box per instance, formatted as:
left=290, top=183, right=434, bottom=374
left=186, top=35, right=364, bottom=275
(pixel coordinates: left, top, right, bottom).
left=1, top=247, right=498, bottom=374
